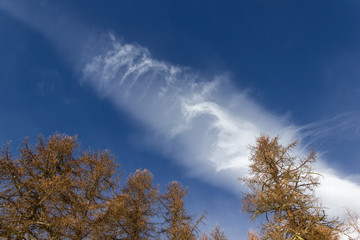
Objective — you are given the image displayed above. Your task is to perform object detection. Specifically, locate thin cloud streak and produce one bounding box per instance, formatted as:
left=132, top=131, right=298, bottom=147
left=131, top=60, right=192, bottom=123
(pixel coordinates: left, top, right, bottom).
left=299, top=111, right=360, bottom=148
left=1, top=0, right=360, bottom=222
left=0, top=0, right=88, bottom=66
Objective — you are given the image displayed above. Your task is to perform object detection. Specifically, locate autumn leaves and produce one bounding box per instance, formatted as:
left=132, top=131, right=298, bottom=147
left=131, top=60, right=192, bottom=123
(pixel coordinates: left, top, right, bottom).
left=1, top=133, right=358, bottom=239
left=240, top=135, right=342, bottom=240
left=0, top=134, right=225, bottom=239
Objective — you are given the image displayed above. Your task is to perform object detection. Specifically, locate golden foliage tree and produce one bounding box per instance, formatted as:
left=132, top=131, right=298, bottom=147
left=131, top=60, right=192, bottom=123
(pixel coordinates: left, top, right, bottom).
left=240, top=135, right=341, bottom=240
left=160, top=181, right=205, bottom=240
left=119, top=169, right=159, bottom=239
left=344, top=208, right=360, bottom=239
left=199, top=224, right=227, bottom=240
left=247, top=230, right=260, bottom=240
left=209, top=224, right=228, bottom=240
left=0, top=133, right=222, bottom=240
left=95, top=169, right=160, bottom=240
left=0, top=134, right=120, bottom=239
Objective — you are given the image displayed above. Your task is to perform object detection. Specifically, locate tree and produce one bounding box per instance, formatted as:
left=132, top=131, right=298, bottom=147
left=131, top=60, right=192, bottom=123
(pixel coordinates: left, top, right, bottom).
left=209, top=224, right=228, bottom=240
left=344, top=208, right=360, bottom=239
left=160, top=181, right=205, bottom=240
left=104, top=169, right=159, bottom=240
left=0, top=133, right=224, bottom=239
left=247, top=230, right=260, bottom=240
left=240, top=135, right=341, bottom=240
left=199, top=224, right=227, bottom=240
left=0, top=134, right=120, bottom=239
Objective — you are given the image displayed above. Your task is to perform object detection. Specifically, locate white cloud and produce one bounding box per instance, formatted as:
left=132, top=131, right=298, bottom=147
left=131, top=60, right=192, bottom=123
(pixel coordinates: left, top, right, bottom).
left=317, top=168, right=360, bottom=217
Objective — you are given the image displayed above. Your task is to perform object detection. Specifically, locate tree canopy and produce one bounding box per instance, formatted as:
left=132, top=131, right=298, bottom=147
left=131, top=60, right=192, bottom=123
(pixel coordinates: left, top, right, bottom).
left=2, top=133, right=356, bottom=239
left=0, top=134, right=224, bottom=240
left=240, top=135, right=342, bottom=240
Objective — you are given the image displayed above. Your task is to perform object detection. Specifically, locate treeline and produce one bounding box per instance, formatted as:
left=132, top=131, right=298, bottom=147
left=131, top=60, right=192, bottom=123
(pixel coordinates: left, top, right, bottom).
left=0, top=134, right=226, bottom=240
left=1, top=134, right=359, bottom=239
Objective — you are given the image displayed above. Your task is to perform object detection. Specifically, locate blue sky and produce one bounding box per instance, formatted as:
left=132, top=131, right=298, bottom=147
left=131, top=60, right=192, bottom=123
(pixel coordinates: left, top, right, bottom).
left=1, top=0, right=360, bottom=238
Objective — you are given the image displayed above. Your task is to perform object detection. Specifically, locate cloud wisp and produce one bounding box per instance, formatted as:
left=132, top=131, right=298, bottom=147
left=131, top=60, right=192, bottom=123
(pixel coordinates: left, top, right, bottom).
left=1, top=0, right=360, bottom=221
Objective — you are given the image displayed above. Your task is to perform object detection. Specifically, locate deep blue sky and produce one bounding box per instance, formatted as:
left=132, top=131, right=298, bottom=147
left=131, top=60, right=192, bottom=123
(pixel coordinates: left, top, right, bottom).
left=1, top=1, right=360, bottom=238
left=65, top=0, right=360, bottom=116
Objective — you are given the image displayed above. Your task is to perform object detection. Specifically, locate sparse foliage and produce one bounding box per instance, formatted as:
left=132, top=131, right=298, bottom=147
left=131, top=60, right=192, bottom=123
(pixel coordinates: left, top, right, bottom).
left=209, top=224, right=228, bottom=240
left=0, top=133, right=213, bottom=240
left=247, top=230, right=260, bottom=240
left=97, top=169, right=159, bottom=240
left=199, top=224, right=227, bottom=240
left=344, top=208, right=360, bottom=240
left=119, top=169, right=159, bottom=239
left=240, top=135, right=341, bottom=240
left=0, top=134, right=120, bottom=239
left=160, top=181, right=205, bottom=240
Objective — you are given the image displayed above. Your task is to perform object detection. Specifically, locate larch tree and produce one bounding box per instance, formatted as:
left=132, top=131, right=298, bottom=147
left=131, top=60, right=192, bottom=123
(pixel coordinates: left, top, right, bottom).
left=0, top=133, right=227, bottom=240
left=240, top=135, right=341, bottom=240
left=0, top=134, right=120, bottom=239
left=160, top=181, right=205, bottom=240
left=209, top=224, right=228, bottom=240
left=344, top=208, right=360, bottom=239
left=247, top=230, right=260, bottom=240
left=114, top=169, right=159, bottom=240
left=199, top=224, right=227, bottom=240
